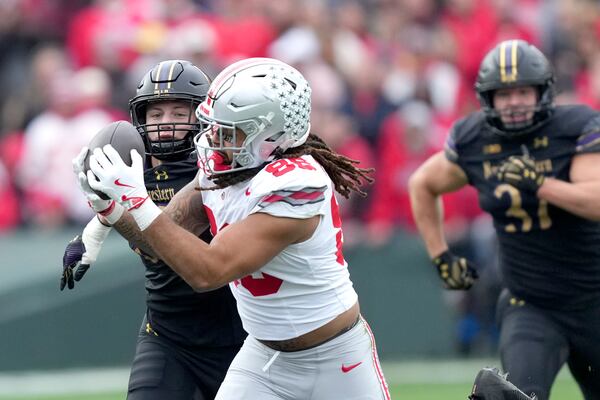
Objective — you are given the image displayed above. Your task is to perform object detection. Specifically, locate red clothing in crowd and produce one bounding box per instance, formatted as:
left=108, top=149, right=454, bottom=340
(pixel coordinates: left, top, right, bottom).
left=368, top=111, right=481, bottom=231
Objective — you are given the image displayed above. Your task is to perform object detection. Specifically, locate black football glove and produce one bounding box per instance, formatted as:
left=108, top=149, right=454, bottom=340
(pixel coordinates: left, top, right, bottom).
left=431, top=250, right=478, bottom=290
left=497, top=155, right=544, bottom=193
left=469, top=367, right=537, bottom=400
left=60, top=235, right=91, bottom=291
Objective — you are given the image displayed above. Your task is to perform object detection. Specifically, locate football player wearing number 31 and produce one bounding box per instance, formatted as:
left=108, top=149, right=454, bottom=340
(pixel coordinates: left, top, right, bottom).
left=82, top=57, right=390, bottom=400
left=409, top=40, right=600, bottom=400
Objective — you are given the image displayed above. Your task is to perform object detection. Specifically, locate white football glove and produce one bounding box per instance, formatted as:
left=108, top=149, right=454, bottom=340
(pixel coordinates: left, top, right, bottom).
left=87, top=145, right=161, bottom=230
left=73, top=147, right=124, bottom=225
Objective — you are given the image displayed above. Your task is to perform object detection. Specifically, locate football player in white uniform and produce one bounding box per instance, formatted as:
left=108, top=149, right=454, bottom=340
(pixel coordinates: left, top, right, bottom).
left=80, top=58, right=390, bottom=399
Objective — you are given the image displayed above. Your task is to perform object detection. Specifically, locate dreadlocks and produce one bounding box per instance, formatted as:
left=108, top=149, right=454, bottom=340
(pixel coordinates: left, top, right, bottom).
left=199, top=133, right=374, bottom=198
left=282, top=134, right=374, bottom=198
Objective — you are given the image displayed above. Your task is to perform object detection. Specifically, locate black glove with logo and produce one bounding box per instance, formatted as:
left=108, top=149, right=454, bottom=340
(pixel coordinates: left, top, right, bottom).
left=60, top=235, right=91, bottom=291
left=497, top=155, right=544, bottom=192
left=431, top=250, right=478, bottom=290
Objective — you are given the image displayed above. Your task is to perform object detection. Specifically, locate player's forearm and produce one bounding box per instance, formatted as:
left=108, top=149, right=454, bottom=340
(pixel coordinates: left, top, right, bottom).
left=162, top=181, right=210, bottom=237
left=112, top=212, right=158, bottom=257
left=538, top=178, right=600, bottom=221
left=111, top=181, right=209, bottom=258
left=142, top=213, right=227, bottom=291
left=409, top=179, right=448, bottom=258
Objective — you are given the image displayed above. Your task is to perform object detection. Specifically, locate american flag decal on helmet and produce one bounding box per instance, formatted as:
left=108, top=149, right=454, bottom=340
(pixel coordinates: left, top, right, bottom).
left=258, top=186, right=327, bottom=208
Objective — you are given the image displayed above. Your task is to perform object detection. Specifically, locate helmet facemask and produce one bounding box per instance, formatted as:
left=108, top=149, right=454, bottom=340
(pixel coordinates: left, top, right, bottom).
left=478, top=85, right=553, bottom=135
left=132, top=97, right=200, bottom=161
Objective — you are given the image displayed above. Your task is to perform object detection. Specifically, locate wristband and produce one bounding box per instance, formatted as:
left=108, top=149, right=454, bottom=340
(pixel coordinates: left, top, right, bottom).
left=98, top=202, right=125, bottom=226
left=129, top=200, right=162, bottom=231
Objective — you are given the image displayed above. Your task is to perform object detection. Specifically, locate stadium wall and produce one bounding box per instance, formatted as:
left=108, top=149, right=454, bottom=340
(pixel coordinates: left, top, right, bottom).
left=0, top=229, right=455, bottom=371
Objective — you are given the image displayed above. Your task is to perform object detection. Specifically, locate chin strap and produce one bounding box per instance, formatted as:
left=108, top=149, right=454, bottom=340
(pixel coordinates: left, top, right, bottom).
left=209, top=151, right=232, bottom=172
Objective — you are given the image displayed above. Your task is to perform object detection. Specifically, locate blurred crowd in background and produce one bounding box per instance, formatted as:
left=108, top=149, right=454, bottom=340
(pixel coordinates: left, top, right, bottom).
left=1, top=0, right=600, bottom=355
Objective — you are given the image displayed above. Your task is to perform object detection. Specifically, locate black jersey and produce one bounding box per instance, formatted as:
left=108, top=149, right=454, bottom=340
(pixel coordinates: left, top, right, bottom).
left=445, top=105, right=600, bottom=310
left=134, top=157, right=245, bottom=347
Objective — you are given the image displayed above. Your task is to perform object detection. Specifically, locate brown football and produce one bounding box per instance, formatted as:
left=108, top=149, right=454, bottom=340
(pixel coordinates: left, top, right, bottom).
left=84, top=120, right=146, bottom=199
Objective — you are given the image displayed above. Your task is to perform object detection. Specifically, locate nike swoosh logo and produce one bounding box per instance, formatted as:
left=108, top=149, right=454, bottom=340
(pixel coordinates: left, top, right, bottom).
left=114, top=179, right=135, bottom=188
left=121, top=195, right=148, bottom=210
left=341, top=362, right=362, bottom=373
left=245, top=188, right=251, bottom=196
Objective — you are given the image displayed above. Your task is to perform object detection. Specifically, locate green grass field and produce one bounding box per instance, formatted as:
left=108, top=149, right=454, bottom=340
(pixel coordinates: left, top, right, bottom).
left=0, top=361, right=583, bottom=400
left=0, top=381, right=582, bottom=400
left=395, top=380, right=581, bottom=400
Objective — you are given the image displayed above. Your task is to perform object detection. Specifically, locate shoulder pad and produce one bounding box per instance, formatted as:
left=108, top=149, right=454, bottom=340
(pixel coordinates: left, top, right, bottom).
left=249, top=156, right=330, bottom=217
left=576, top=109, right=600, bottom=153
left=251, top=156, right=329, bottom=195
left=444, top=112, right=486, bottom=163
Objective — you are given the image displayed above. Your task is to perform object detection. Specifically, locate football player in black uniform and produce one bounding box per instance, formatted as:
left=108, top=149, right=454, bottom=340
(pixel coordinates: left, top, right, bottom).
left=61, top=60, right=246, bottom=400
left=409, top=40, right=600, bottom=400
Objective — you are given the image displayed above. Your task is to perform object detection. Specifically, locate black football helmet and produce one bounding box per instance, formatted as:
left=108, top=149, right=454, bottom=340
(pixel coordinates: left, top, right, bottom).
left=129, top=60, right=211, bottom=160
left=475, top=40, right=555, bottom=137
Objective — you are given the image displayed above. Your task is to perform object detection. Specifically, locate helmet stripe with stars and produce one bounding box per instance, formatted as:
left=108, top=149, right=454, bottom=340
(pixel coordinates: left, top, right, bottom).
left=206, top=58, right=282, bottom=107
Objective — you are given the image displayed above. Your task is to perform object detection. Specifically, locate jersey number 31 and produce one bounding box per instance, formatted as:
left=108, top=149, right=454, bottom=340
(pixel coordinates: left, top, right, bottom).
left=495, top=184, right=552, bottom=232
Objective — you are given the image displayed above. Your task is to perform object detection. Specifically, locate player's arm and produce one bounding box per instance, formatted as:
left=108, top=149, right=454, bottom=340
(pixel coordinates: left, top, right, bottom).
left=111, top=175, right=209, bottom=257
left=537, top=152, right=600, bottom=221
left=162, top=171, right=209, bottom=235
left=408, top=151, right=469, bottom=257
left=84, top=145, right=316, bottom=290
left=61, top=216, right=112, bottom=290
left=409, top=152, right=478, bottom=290
left=141, top=212, right=319, bottom=291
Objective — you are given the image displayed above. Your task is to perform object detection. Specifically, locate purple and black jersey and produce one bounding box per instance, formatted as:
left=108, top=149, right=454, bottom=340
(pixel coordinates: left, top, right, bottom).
left=133, top=157, right=245, bottom=347
left=445, top=105, right=600, bottom=310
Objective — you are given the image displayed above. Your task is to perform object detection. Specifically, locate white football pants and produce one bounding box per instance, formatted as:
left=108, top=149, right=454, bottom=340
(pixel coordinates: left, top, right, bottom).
left=215, top=316, right=391, bottom=400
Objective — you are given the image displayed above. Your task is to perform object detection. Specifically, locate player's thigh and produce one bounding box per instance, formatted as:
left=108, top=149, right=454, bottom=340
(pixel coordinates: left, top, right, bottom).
left=214, top=338, right=284, bottom=400
left=312, top=317, right=390, bottom=400
left=566, top=305, right=600, bottom=399
left=127, top=333, right=201, bottom=400
left=214, top=368, right=285, bottom=400
left=497, top=290, right=568, bottom=400
left=186, top=344, right=242, bottom=400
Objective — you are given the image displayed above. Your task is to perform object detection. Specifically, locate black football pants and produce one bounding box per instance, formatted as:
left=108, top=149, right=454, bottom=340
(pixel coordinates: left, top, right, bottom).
left=497, top=289, right=600, bottom=400
left=127, top=318, right=241, bottom=400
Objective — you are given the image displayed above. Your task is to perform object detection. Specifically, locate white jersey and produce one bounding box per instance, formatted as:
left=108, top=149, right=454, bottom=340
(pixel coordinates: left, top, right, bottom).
left=200, top=155, right=358, bottom=340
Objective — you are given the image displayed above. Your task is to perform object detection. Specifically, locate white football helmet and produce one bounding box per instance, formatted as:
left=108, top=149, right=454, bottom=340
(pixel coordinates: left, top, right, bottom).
left=194, top=58, right=312, bottom=174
